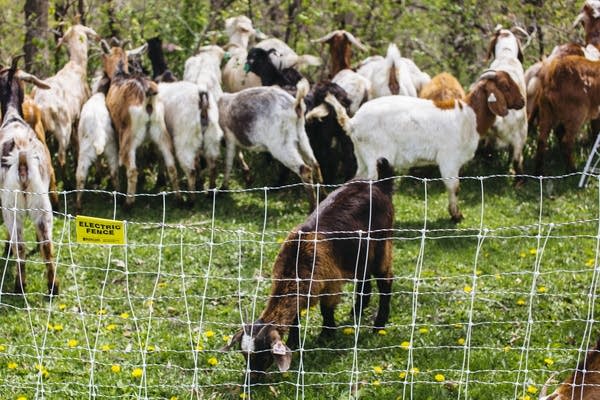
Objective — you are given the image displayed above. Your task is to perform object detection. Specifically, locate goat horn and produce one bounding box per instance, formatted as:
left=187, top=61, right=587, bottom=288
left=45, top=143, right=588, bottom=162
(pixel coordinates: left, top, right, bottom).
left=15, top=70, right=50, bottom=89
left=539, top=372, right=558, bottom=398
left=573, top=12, right=586, bottom=30
left=479, top=69, right=497, bottom=80
left=100, top=39, right=111, bottom=54
left=10, top=54, right=24, bottom=71
left=312, top=30, right=341, bottom=43
left=511, top=26, right=530, bottom=38
left=343, top=31, right=368, bottom=51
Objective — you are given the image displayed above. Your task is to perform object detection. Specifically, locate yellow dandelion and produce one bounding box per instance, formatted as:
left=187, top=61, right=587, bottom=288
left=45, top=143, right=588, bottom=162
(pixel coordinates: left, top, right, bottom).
left=97, top=308, right=107, bottom=315
left=169, top=397, right=178, bottom=400
left=204, top=330, right=215, bottom=339
left=58, top=303, right=66, bottom=310
left=147, top=345, right=155, bottom=352
left=434, top=373, right=445, bottom=382
left=120, top=312, right=129, bottom=319
left=410, top=367, right=420, bottom=375
left=373, top=366, right=383, bottom=374
left=35, top=364, right=48, bottom=378
left=46, top=323, right=54, bottom=331
left=586, top=258, right=595, bottom=267
left=475, top=269, right=482, bottom=276
left=101, top=344, right=111, bottom=352
left=145, top=300, right=153, bottom=308
left=276, top=237, right=285, bottom=244
left=520, top=396, right=531, bottom=400
left=517, top=298, right=526, bottom=306
left=53, top=323, right=63, bottom=332
left=458, top=338, right=465, bottom=345
left=342, top=327, right=355, bottom=335
left=131, top=368, right=143, bottom=378
left=544, top=358, right=554, bottom=366
left=158, top=282, right=167, bottom=288
left=67, top=339, right=78, bottom=348
left=453, top=323, right=462, bottom=329
left=529, top=248, right=537, bottom=255
left=377, top=329, right=387, bottom=336
left=372, top=380, right=381, bottom=386
left=207, top=357, right=218, bottom=366
left=463, top=285, right=473, bottom=294
left=111, top=364, right=121, bottom=373
left=399, top=371, right=407, bottom=379
left=240, top=393, right=248, bottom=399
left=400, top=341, right=411, bottom=350
left=195, top=343, right=204, bottom=351
left=520, top=251, right=527, bottom=258
left=504, top=346, right=511, bottom=353
left=537, top=286, right=547, bottom=293
left=527, top=385, right=538, bottom=394
left=17, top=396, right=27, bottom=400
left=419, top=327, right=429, bottom=334
left=223, top=335, right=231, bottom=343
left=0, top=344, right=6, bottom=352
left=7, top=362, right=17, bottom=370
left=106, top=324, right=117, bottom=331
left=300, top=309, right=308, bottom=317
left=495, top=273, right=502, bottom=280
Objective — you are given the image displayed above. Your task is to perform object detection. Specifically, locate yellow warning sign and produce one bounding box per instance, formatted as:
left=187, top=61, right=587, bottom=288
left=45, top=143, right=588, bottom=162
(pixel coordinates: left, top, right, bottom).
left=75, top=215, right=126, bottom=245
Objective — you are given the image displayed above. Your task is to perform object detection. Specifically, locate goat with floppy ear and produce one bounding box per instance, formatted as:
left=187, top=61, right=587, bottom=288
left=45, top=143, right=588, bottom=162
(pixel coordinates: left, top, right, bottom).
left=223, top=158, right=395, bottom=383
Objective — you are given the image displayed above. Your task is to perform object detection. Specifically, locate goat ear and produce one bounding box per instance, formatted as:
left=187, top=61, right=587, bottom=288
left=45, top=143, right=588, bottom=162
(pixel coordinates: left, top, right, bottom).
left=271, top=339, right=292, bottom=372
left=486, top=87, right=508, bottom=117
left=15, top=70, right=50, bottom=90
left=305, top=104, right=330, bottom=122
left=220, top=329, right=244, bottom=352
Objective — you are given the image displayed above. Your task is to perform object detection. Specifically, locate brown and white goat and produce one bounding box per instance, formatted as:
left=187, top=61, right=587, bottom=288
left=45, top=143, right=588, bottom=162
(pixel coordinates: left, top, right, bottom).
left=102, top=45, right=181, bottom=207
left=534, top=55, right=600, bottom=174
left=312, top=30, right=367, bottom=78
left=0, top=60, right=58, bottom=295
left=223, top=158, right=395, bottom=382
left=539, top=337, right=600, bottom=400
left=30, top=24, right=99, bottom=174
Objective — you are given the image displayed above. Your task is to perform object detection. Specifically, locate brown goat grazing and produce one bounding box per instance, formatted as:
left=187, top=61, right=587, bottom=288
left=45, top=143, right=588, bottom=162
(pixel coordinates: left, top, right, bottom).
left=419, top=72, right=466, bottom=103
left=540, top=337, right=600, bottom=400
left=102, top=45, right=181, bottom=207
left=223, top=158, right=395, bottom=382
left=535, top=55, right=600, bottom=174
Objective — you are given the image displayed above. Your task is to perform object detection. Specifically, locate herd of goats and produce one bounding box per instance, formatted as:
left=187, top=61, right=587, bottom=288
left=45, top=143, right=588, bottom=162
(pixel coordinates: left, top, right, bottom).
left=1, top=1, right=600, bottom=395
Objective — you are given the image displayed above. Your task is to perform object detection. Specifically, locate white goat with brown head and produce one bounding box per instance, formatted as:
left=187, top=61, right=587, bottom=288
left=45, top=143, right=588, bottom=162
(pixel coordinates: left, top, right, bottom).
left=0, top=59, right=58, bottom=295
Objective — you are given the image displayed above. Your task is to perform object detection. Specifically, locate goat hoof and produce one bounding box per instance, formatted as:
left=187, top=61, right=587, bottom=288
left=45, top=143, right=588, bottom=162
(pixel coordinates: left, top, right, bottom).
left=318, top=327, right=336, bottom=340
left=450, top=212, right=464, bottom=223
left=47, top=283, right=59, bottom=297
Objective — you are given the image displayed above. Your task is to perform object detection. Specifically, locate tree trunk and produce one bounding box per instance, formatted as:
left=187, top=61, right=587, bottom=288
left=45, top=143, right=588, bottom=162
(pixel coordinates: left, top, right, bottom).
left=24, top=0, right=49, bottom=76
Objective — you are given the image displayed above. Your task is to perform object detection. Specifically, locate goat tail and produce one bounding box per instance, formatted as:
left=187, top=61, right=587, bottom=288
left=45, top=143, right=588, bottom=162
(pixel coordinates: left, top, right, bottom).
left=375, top=158, right=395, bottom=195
left=294, top=78, right=310, bottom=118
left=198, top=90, right=209, bottom=129
left=323, top=92, right=353, bottom=136
left=18, top=151, right=29, bottom=187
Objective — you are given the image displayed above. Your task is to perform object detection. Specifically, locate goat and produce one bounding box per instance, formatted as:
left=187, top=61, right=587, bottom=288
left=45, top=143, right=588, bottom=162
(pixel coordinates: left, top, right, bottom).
left=419, top=72, right=465, bottom=102
left=244, top=47, right=303, bottom=94
left=146, top=37, right=177, bottom=83
left=0, top=59, right=58, bottom=295
left=157, top=81, right=223, bottom=198
left=483, top=27, right=528, bottom=180
left=357, top=43, right=430, bottom=98
left=183, top=45, right=226, bottom=99
left=320, top=70, right=524, bottom=222
left=539, top=337, right=600, bottom=400
left=312, top=30, right=367, bottom=78
left=21, top=96, right=58, bottom=208
left=102, top=45, right=181, bottom=207
left=573, top=0, right=600, bottom=47
left=254, top=38, right=321, bottom=70
left=223, top=158, right=395, bottom=382
left=30, top=24, right=99, bottom=176
left=331, top=69, right=372, bottom=116
left=218, top=79, right=323, bottom=210
left=222, top=16, right=263, bottom=93
left=534, top=54, right=600, bottom=174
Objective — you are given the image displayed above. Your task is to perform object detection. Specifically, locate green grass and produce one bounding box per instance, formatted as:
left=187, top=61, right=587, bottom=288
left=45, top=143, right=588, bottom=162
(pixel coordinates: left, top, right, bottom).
left=0, top=146, right=599, bottom=400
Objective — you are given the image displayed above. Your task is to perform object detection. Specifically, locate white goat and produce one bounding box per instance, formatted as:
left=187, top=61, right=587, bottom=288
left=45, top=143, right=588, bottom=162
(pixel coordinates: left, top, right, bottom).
left=0, top=63, right=58, bottom=295
left=183, top=45, right=226, bottom=99
left=357, top=43, right=430, bottom=98
left=319, top=70, right=524, bottom=222
left=158, top=81, right=223, bottom=197
left=255, top=38, right=321, bottom=69
left=332, top=69, right=372, bottom=116
left=30, top=24, right=99, bottom=170
left=75, top=92, right=118, bottom=212
left=218, top=79, right=323, bottom=210
left=222, top=16, right=263, bottom=93
left=484, top=27, right=528, bottom=179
